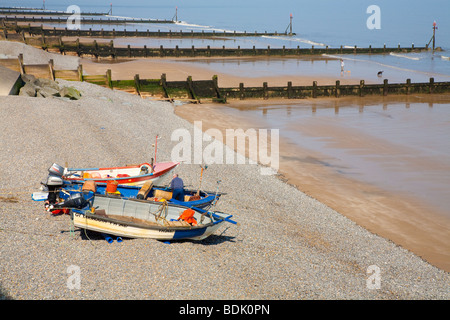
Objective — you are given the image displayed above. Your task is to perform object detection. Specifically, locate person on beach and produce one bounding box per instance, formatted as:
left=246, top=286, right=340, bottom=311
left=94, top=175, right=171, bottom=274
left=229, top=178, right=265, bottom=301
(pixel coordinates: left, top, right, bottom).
left=340, top=59, right=345, bottom=73
left=170, top=173, right=184, bottom=201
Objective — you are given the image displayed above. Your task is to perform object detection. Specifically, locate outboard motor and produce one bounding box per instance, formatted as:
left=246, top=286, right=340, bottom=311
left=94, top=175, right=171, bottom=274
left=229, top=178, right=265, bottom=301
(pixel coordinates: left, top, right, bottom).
left=43, top=173, right=64, bottom=204
left=48, top=163, right=65, bottom=177
left=41, top=163, right=65, bottom=204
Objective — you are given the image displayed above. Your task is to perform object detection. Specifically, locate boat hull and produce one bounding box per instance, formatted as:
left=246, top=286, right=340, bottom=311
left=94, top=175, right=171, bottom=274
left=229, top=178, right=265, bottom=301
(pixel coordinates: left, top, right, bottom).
left=61, top=182, right=219, bottom=209
left=64, top=162, right=179, bottom=186
left=71, top=195, right=232, bottom=241
left=73, top=212, right=222, bottom=240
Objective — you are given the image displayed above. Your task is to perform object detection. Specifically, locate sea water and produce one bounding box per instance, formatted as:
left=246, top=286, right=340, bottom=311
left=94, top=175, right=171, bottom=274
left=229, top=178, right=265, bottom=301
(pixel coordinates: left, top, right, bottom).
left=210, top=99, right=450, bottom=217
left=4, top=0, right=450, bottom=77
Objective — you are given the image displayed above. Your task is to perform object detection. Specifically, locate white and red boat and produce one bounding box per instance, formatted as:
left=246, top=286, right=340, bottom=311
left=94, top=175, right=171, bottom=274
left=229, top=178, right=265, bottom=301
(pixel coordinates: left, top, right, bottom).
left=58, top=162, right=179, bottom=186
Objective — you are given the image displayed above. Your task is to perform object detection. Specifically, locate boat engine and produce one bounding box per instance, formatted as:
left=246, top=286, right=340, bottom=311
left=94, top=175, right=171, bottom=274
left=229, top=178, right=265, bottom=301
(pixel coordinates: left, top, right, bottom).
left=42, top=163, right=65, bottom=204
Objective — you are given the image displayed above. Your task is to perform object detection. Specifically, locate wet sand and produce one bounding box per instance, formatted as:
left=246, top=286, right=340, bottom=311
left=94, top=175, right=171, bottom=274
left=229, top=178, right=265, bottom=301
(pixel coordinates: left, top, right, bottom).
left=80, top=55, right=364, bottom=87
left=175, top=95, right=450, bottom=272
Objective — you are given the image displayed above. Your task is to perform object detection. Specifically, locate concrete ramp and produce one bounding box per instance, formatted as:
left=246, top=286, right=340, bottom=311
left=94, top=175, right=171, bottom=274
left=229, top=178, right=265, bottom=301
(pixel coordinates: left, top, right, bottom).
left=0, top=65, right=22, bottom=96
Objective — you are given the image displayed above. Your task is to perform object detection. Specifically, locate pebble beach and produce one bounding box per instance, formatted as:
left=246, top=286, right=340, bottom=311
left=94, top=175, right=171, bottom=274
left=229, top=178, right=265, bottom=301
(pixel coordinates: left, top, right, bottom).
left=0, top=43, right=449, bottom=301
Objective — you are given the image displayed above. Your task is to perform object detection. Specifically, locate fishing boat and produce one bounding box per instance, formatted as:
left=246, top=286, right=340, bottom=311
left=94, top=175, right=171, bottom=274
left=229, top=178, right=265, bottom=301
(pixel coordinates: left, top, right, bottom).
left=70, top=194, right=236, bottom=241
left=59, top=180, right=222, bottom=209
left=54, top=161, right=179, bottom=186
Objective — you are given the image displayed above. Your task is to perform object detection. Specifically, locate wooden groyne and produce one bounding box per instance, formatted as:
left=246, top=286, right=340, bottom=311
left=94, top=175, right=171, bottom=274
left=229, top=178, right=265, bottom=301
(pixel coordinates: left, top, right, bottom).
left=3, top=55, right=448, bottom=102
left=8, top=23, right=289, bottom=38
left=49, top=40, right=427, bottom=58
left=0, top=15, right=174, bottom=24
left=1, top=21, right=428, bottom=59
left=0, top=54, right=80, bottom=81
left=3, top=55, right=449, bottom=103
left=220, top=78, right=450, bottom=100
left=0, top=34, right=427, bottom=59
left=0, top=9, right=108, bottom=16
left=123, top=75, right=450, bottom=102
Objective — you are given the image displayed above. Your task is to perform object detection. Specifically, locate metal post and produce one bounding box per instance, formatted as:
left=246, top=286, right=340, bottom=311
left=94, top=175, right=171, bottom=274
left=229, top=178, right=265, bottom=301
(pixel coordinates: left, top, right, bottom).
left=432, top=21, right=437, bottom=51
left=289, top=13, right=293, bottom=36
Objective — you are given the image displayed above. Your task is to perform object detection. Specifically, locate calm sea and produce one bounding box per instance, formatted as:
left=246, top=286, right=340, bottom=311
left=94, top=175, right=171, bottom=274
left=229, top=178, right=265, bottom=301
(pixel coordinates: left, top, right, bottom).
left=3, top=0, right=450, bottom=77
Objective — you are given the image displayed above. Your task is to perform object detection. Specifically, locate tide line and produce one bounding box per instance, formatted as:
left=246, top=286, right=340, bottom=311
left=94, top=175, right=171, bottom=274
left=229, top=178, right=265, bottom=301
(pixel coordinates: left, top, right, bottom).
left=322, top=54, right=449, bottom=79
left=389, top=52, right=421, bottom=60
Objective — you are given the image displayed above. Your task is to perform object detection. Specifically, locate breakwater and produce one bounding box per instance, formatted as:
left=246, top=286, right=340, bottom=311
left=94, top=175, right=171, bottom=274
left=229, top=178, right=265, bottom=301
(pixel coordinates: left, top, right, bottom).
left=84, top=73, right=450, bottom=103
left=1, top=19, right=429, bottom=59
left=0, top=15, right=173, bottom=24
left=3, top=54, right=447, bottom=103
left=7, top=23, right=289, bottom=38
left=0, top=8, right=109, bottom=16
left=0, top=34, right=427, bottom=59
left=42, top=40, right=428, bottom=58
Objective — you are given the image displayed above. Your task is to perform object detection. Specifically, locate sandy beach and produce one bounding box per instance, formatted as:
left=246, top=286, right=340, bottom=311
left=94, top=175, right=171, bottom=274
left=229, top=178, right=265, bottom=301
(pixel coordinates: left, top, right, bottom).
left=0, top=41, right=449, bottom=300
left=79, top=55, right=363, bottom=87
left=78, top=54, right=450, bottom=271
left=175, top=95, right=450, bottom=272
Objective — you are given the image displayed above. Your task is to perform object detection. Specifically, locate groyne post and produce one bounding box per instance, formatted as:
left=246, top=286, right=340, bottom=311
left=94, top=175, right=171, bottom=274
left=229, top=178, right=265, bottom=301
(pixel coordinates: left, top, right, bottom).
left=335, top=80, right=340, bottom=98
left=287, top=81, right=293, bottom=99
left=18, top=53, right=24, bottom=74
left=359, top=80, right=365, bottom=97
left=106, top=69, right=112, bottom=89
left=312, top=81, right=317, bottom=98
left=77, top=64, right=83, bottom=81
left=383, top=79, right=388, bottom=96
left=160, top=73, right=169, bottom=99
left=48, top=58, right=55, bottom=80
left=186, top=76, right=198, bottom=102
left=75, top=38, right=80, bottom=56
left=212, top=75, right=221, bottom=99
left=110, top=40, right=115, bottom=59
left=134, top=74, right=141, bottom=96
left=263, top=82, right=268, bottom=99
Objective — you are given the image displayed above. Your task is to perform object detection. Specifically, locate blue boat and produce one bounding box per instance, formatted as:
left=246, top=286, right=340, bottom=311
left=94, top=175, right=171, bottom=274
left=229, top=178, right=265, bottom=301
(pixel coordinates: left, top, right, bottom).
left=58, top=181, right=222, bottom=209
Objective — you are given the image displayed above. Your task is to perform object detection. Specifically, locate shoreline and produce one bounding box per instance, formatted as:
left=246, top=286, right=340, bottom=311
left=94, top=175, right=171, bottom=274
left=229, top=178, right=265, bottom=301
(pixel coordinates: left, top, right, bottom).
left=79, top=55, right=450, bottom=271
left=174, top=95, right=450, bottom=272
left=79, top=55, right=366, bottom=87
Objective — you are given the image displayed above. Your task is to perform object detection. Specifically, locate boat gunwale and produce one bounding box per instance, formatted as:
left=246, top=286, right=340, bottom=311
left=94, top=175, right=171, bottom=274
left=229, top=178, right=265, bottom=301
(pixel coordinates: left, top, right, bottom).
left=64, top=162, right=179, bottom=182
left=75, top=210, right=217, bottom=231
left=64, top=182, right=218, bottom=207
left=81, top=193, right=220, bottom=230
